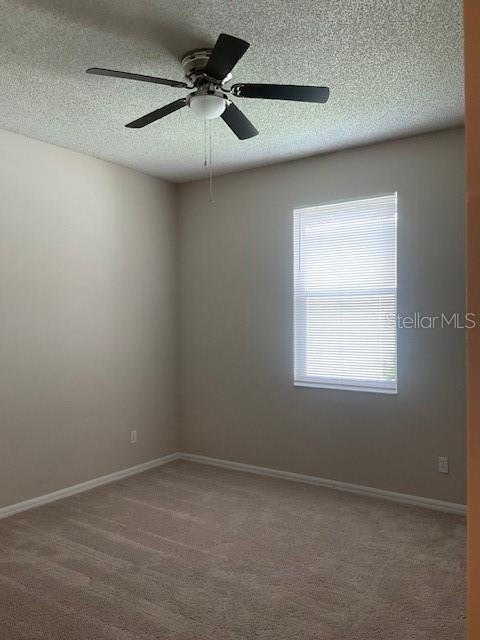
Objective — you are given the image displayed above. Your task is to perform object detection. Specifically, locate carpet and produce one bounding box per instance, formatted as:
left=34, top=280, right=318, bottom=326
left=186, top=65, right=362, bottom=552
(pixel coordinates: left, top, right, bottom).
left=0, top=460, right=466, bottom=639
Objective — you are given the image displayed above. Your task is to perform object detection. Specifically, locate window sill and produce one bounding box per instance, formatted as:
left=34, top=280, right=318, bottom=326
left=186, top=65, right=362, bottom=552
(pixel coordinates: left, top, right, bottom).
left=294, top=381, right=398, bottom=395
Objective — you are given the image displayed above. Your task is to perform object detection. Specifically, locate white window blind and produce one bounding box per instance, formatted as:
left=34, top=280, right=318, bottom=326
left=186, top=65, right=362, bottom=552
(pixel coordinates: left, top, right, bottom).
left=294, top=193, right=397, bottom=393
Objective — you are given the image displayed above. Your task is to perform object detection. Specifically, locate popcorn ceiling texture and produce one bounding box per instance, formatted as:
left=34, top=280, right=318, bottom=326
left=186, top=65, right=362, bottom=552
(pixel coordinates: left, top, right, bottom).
left=0, top=0, right=463, bottom=182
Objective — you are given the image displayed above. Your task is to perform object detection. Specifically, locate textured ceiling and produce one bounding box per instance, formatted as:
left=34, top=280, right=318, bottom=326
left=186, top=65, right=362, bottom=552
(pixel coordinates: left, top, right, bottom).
left=0, top=0, right=464, bottom=182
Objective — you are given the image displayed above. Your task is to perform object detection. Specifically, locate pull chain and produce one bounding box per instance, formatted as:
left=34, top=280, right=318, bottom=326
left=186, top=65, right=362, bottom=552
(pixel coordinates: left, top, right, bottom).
left=201, top=118, right=214, bottom=203
left=208, top=120, right=214, bottom=204
left=203, top=116, right=207, bottom=168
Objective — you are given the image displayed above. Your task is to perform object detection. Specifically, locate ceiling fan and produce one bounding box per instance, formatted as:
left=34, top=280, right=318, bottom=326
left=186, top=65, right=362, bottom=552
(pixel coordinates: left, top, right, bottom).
left=86, top=33, right=330, bottom=140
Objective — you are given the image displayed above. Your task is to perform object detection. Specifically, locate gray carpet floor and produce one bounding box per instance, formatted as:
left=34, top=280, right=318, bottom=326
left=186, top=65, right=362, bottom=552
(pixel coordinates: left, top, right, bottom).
left=0, top=460, right=466, bottom=639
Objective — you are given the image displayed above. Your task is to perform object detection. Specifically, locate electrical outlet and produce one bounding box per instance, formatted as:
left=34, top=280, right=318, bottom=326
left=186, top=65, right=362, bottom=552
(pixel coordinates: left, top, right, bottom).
left=438, top=456, right=449, bottom=474
left=130, top=430, right=137, bottom=444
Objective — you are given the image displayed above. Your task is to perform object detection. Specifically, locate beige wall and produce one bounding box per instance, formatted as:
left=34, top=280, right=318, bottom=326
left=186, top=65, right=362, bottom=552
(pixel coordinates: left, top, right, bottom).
left=0, top=127, right=466, bottom=508
left=0, top=129, right=178, bottom=508
left=178, top=128, right=466, bottom=504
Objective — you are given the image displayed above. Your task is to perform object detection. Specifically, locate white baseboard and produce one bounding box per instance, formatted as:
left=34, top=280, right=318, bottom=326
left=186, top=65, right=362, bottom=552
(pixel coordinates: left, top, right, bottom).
left=0, top=451, right=466, bottom=520
left=0, top=452, right=180, bottom=520
left=178, top=453, right=467, bottom=516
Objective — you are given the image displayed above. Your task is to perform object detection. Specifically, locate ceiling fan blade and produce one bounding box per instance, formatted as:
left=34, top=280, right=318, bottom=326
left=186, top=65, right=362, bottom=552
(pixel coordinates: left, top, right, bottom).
left=221, top=102, right=258, bottom=140
left=232, top=83, right=330, bottom=103
left=125, top=98, right=187, bottom=128
left=86, top=67, right=189, bottom=89
left=204, top=33, right=250, bottom=82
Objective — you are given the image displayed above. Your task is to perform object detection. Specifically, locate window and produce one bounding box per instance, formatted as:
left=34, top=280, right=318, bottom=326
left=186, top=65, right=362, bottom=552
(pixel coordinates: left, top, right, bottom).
left=294, top=193, right=397, bottom=393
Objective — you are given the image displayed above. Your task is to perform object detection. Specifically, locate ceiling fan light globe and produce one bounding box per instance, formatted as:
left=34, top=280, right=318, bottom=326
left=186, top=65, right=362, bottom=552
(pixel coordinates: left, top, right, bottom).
left=189, top=94, right=226, bottom=120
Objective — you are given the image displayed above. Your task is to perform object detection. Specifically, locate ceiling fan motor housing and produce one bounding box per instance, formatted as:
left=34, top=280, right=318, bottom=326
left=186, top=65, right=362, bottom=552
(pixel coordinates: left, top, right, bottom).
left=181, top=48, right=232, bottom=86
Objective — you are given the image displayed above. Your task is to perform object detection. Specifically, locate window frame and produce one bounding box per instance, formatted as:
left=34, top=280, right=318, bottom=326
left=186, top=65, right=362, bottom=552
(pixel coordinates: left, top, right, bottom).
left=293, top=193, right=398, bottom=395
